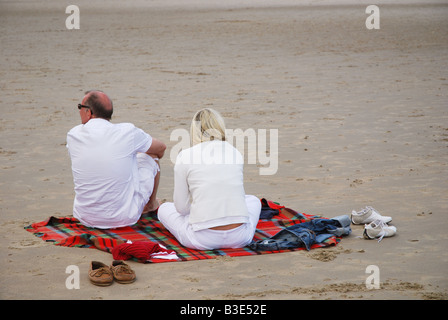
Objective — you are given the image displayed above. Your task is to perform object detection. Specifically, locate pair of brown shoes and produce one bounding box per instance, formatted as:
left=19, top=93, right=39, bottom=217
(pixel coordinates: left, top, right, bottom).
left=89, top=260, right=136, bottom=286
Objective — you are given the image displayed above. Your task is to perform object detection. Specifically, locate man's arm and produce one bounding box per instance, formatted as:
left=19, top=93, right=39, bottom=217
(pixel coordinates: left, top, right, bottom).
left=145, top=137, right=166, bottom=159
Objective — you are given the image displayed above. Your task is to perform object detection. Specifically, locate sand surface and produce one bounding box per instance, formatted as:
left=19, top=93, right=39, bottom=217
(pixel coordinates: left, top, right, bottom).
left=1, top=0, right=447, bottom=300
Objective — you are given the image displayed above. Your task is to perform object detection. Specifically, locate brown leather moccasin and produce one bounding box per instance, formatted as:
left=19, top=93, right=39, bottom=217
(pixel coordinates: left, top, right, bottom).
left=110, top=260, right=136, bottom=284
left=89, top=261, right=114, bottom=286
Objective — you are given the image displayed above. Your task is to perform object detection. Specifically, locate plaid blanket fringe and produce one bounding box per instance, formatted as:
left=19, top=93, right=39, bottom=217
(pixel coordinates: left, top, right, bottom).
left=25, top=199, right=340, bottom=263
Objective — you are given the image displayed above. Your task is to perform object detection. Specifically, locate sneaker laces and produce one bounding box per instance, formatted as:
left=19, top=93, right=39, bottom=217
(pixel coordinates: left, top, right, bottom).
left=355, top=207, right=369, bottom=215
left=365, top=206, right=380, bottom=217
left=92, top=267, right=111, bottom=277
left=370, top=220, right=388, bottom=243
left=114, top=264, right=133, bottom=274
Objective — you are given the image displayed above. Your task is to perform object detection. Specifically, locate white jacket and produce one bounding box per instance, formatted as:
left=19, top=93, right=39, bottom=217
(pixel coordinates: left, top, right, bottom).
left=173, top=141, right=250, bottom=231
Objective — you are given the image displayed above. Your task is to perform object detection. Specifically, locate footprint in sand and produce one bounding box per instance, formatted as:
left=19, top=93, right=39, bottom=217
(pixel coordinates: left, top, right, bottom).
left=9, top=239, right=46, bottom=249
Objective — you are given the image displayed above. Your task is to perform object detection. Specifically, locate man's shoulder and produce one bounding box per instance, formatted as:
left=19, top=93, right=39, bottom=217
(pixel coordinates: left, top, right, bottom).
left=67, top=124, right=83, bottom=136
left=114, top=122, right=135, bottom=128
left=114, top=122, right=150, bottom=138
left=113, top=122, right=141, bottom=132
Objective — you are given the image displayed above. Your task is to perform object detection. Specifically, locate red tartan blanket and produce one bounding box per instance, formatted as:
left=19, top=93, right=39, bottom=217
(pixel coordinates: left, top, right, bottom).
left=25, top=199, right=340, bottom=263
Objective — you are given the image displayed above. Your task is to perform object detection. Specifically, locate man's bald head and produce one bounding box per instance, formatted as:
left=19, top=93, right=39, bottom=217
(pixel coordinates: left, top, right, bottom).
left=82, top=90, right=113, bottom=120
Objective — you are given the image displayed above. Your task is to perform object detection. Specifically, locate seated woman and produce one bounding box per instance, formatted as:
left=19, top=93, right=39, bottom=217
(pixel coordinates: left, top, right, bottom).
left=158, top=108, right=261, bottom=250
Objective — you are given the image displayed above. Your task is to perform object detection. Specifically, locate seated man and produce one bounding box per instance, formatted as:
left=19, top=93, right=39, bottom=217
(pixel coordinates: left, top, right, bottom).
left=66, top=90, right=166, bottom=228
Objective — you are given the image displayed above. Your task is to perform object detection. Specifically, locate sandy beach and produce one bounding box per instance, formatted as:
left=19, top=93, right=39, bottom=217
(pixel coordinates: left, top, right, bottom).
left=1, top=0, right=447, bottom=300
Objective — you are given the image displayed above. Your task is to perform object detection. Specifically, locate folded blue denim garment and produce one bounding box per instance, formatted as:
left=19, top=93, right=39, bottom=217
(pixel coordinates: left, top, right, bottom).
left=249, top=215, right=351, bottom=251
left=249, top=228, right=316, bottom=251
left=292, top=215, right=351, bottom=237
left=328, top=215, right=352, bottom=236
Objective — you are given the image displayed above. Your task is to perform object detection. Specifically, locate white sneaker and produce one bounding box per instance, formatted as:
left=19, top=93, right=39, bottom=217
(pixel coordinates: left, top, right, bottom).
left=351, top=206, right=392, bottom=225
left=363, top=220, right=397, bottom=242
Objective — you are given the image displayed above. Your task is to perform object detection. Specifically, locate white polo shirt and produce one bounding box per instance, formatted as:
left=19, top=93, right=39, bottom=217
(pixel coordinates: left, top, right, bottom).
left=67, top=118, right=152, bottom=229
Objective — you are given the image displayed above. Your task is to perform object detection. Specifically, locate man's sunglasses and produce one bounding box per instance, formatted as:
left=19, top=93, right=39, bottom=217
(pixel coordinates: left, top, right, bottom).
left=78, top=104, right=91, bottom=110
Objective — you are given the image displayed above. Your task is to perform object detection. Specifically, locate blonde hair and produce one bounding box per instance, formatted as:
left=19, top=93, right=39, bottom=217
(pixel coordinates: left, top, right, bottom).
left=190, top=108, right=226, bottom=146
